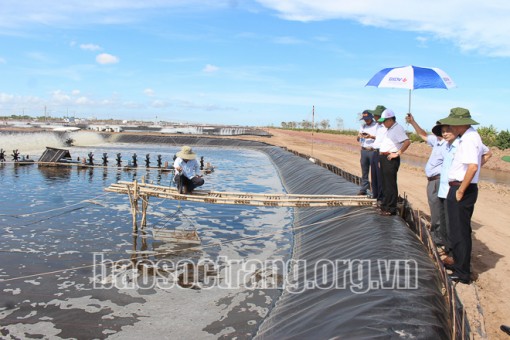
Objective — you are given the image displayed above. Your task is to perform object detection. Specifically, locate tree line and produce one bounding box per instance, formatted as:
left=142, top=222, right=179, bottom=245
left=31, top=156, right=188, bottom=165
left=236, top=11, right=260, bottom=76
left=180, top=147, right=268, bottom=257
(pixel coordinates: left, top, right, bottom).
left=281, top=119, right=331, bottom=130
left=280, top=121, right=510, bottom=150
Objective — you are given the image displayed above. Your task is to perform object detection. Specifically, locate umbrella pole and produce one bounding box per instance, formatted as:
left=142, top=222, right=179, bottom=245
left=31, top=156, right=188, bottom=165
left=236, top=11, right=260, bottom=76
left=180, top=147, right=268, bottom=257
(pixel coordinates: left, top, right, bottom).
left=408, top=89, right=412, bottom=113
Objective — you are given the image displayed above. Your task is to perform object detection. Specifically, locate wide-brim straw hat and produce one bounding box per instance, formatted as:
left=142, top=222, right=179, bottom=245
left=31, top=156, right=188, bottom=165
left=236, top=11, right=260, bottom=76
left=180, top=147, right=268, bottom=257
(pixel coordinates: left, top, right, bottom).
left=438, top=107, right=479, bottom=126
left=176, top=146, right=197, bottom=160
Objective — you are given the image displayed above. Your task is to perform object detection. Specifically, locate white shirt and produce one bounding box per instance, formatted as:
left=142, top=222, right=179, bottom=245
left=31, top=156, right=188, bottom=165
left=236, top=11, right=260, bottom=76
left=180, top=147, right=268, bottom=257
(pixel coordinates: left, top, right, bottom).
left=425, top=135, right=446, bottom=177
left=438, top=138, right=459, bottom=198
left=372, top=124, right=387, bottom=149
left=359, top=121, right=378, bottom=148
left=448, top=127, right=484, bottom=183
left=379, top=122, right=409, bottom=153
left=174, top=157, right=200, bottom=179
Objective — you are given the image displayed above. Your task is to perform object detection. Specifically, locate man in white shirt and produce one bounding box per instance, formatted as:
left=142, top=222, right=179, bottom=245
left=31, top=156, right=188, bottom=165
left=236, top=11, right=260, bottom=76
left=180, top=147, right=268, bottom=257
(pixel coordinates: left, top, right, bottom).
left=377, top=109, right=410, bottom=216
left=436, top=123, right=491, bottom=269
left=368, top=105, right=387, bottom=202
left=406, top=114, right=447, bottom=248
left=356, top=109, right=379, bottom=195
left=438, top=107, right=485, bottom=284
left=174, top=146, right=204, bottom=194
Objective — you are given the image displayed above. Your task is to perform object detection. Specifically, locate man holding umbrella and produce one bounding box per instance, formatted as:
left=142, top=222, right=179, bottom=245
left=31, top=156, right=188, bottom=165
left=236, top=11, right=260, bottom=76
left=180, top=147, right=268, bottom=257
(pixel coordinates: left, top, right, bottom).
left=405, top=113, right=447, bottom=248
left=377, top=109, right=410, bottom=216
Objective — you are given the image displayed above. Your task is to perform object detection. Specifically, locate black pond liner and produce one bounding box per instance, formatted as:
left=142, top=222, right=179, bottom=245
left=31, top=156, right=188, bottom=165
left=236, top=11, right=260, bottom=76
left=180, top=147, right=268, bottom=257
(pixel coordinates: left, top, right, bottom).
left=114, top=134, right=451, bottom=339
left=254, top=148, right=450, bottom=339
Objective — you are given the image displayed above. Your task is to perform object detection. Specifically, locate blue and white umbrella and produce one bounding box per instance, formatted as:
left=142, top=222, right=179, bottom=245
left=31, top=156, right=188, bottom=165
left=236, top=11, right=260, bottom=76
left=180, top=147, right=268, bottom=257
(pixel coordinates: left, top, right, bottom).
left=365, top=65, right=456, bottom=113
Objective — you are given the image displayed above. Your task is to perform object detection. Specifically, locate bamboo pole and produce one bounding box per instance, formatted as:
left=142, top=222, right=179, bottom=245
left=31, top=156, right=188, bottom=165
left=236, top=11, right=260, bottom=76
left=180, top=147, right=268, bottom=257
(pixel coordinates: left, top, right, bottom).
left=126, top=180, right=139, bottom=232
left=452, top=284, right=457, bottom=338
left=107, top=189, right=375, bottom=207
left=417, top=211, right=422, bottom=240
left=126, top=183, right=136, bottom=232
left=111, top=181, right=366, bottom=199
left=141, top=195, right=149, bottom=228
left=111, top=181, right=374, bottom=201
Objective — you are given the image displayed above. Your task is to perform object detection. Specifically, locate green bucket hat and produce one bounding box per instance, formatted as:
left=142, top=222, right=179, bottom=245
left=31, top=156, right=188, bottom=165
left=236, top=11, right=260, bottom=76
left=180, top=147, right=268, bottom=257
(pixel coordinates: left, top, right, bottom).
left=368, top=105, right=386, bottom=117
left=438, top=107, right=479, bottom=126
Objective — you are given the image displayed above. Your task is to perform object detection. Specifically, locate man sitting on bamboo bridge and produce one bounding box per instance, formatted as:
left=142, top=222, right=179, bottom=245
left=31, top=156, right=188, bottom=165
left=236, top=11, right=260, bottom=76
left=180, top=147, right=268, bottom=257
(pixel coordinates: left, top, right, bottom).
left=173, top=146, right=204, bottom=194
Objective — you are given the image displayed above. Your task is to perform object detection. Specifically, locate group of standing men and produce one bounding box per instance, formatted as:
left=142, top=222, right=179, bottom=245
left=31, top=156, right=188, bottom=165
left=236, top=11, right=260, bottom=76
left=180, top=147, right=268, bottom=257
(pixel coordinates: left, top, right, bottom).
left=358, top=106, right=491, bottom=284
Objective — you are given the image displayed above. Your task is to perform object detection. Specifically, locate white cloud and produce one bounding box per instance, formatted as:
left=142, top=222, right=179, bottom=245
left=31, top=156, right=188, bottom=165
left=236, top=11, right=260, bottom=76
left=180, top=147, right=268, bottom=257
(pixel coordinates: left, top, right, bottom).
left=151, top=100, right=168, bottom=108
left=75, top=96, right=91, bottom=104
left=52, top=90, right=71, bottom=102
left=255, top=0, right=510, bottom=56
left=416, top=36, right=429, bottom=48
left=144, top=88, right=155, bottom=96
left=27, top=52, right=52, bottom=63
left=0, top=1, right=234, bottom=29
left=0, top=93, right=15, bottom=102
left=203, top=64, right=219, bottom=73
left=273, top=36, right=304, bottom=45
left=80, top=43, right=101, bottom=51
left=50, top=90, right=93, bottom=106
left=96, top=53, right=119, bottom=65
left=3, top=1, right=510, bottom=56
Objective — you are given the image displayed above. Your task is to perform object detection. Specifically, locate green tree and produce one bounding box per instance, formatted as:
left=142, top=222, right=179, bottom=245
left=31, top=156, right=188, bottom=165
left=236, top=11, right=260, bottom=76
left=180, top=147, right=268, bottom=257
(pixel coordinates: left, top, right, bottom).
left=319, top=119, right=330, bottom=130
left=477, top=125, right=498, bottom=147
left=301, top=120, right=313, bottom=129
left=496, top=129, right=510, bottom=150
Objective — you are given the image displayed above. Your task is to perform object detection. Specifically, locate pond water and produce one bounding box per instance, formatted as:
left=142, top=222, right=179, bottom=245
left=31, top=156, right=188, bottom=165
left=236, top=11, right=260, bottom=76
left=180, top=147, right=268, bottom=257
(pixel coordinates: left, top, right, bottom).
left=0, top=142, right=293, bottom=339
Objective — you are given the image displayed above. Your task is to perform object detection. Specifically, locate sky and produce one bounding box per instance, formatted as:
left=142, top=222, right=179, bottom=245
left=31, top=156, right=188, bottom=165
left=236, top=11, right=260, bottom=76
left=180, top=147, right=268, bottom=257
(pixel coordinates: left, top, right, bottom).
left=1, top=0, right=510, bottom=131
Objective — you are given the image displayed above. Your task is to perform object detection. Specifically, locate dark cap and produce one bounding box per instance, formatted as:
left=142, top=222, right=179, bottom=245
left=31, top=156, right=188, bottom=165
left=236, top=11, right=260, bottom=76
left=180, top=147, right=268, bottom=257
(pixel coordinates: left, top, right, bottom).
left=431, top=122, right=444, bottom=137
left=360, top=110, right=374, bottom=121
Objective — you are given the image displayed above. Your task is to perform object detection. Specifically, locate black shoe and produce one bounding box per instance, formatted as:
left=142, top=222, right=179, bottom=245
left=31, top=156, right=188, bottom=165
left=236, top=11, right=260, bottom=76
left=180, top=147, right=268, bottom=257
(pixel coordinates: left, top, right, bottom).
left=501, top=325, right=510, bottom=335
left=443, top=263, right=454, bottom=271
left=448, top=274, right=470, bottom=284
left=441, top=256, right=455, bottom=269
left=357, top=191, right=367, bottom=196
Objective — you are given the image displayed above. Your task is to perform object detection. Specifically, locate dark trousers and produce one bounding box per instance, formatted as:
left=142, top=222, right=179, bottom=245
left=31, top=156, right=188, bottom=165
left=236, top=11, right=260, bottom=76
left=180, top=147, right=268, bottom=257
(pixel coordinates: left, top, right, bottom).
left=438, top=198, right=451, bottom=252
left=446, top=184, right=478, bottom=281
left=370, top=150, right=383, bottom=200
left=175, top=174, right=204, bottom=193
left=379, top=155, right=400, bottom=214
left=427, top=179, right=445, bottom=247
left=360, top=149, right=372, bottom=193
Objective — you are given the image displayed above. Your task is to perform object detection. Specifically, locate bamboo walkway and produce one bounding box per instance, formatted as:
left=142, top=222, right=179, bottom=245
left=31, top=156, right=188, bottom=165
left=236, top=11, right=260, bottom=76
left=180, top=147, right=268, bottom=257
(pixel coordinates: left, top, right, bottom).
left=105, top=179, right=376, bottom=231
